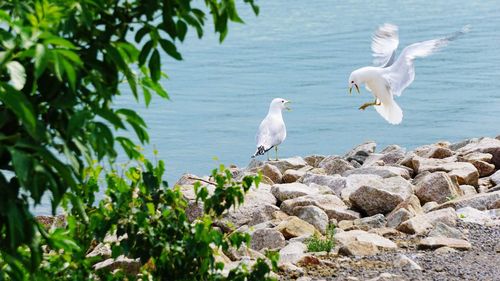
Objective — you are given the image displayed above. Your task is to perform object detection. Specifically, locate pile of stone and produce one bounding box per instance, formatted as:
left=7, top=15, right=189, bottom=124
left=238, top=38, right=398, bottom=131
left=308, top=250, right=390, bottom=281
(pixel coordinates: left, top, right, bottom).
left=177, top=136, right=500, bottom=279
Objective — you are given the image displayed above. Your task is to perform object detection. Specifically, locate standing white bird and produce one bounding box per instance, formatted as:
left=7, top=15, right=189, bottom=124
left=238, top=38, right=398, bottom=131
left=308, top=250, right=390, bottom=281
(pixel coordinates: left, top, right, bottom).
left=252, top=98, right=291, bottom=160
left=348, top=23, right=469, bottom=124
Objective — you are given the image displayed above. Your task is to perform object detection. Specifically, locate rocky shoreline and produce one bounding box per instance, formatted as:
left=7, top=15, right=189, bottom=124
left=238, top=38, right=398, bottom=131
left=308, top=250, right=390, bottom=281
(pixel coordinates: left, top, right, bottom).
left=178, top=135, right=500, bottom=280
left=37, top=136, right=500, bottom=280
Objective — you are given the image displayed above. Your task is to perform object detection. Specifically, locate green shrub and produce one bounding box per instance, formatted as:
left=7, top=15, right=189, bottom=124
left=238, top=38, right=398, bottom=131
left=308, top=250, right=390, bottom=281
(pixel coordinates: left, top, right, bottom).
left=305, top=224, right=336, bottom=253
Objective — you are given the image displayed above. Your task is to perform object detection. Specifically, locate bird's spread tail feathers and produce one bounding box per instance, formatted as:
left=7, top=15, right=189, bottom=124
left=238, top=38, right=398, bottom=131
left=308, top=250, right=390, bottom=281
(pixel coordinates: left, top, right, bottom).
left=374, top=99, right=403, bottom=125
left=252, top=145, right=267, bottom=158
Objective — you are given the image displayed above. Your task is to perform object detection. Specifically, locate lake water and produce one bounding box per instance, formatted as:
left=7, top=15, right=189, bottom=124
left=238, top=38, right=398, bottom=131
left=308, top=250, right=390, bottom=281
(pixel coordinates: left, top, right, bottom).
left=38, top=1, right=500, bottom=214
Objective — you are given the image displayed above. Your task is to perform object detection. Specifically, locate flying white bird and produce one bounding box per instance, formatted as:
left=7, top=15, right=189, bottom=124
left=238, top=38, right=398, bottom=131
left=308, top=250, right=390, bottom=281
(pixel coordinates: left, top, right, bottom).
left=252, top=98, right=291, bottom=160
left=348, top=23, right=469, bottom=124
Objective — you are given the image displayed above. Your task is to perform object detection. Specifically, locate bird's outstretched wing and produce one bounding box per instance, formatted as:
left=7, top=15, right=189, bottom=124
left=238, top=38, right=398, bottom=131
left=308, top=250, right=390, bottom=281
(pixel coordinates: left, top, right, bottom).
left=382, top=26, right=469, bottom=97
left=371, top=23, right=399, bottom=67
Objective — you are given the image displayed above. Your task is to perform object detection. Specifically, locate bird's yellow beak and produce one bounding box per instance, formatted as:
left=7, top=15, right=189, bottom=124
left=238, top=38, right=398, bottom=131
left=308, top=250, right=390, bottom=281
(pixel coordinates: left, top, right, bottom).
left=285, top=100, right=291, bottom=111
left=349, top=84, right=360, bottom=95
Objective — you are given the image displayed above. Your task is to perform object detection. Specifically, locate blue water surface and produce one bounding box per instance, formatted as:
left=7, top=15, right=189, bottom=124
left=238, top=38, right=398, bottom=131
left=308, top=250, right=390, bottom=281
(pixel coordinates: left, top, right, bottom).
left=36, top=1, right=500, bottom=214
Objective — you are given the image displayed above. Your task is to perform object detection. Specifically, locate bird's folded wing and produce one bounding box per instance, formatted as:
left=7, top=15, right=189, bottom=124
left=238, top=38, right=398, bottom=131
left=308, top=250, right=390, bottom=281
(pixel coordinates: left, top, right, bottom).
left=256, top=120, right=273, bottom=151
left=371, top=23, right=399, bottom=67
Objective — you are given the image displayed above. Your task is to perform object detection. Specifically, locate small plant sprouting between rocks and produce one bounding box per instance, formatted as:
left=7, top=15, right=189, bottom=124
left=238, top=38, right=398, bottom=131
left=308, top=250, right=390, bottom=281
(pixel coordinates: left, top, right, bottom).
left=306, top=224, right=336, bottom=253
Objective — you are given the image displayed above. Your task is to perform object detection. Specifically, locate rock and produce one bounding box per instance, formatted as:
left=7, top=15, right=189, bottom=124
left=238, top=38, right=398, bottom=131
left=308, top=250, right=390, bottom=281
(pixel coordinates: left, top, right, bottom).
left=261, top=164, right=282, bottom=184
left=271, top=182, right=332, bottom=202
left=460, top=185, right=477, bottom=196
left=353, top=214, right=386, bottom=230
left=300, top=173, right=346, bottom=195
left=428, top=222, right=465, bottom=239
left=250, top=228, right=286, bottom=251
left=349, top=176, right=414, bottom=215
left=297, top=255, right=321, bottom=266
left=338, top=220, right=354, bottom=230
left=491, top=170, right=500, bottom=185
left=412, top=156, right=479, bottom=186
left=335, top=230, right=397, bottom=249
left=367, top=273, right=403, bottom=281
left=422, top=201, right=439, bottom=213
left=434, top=246, right=458, bottom=254
left=318, top=157, right=355, bottom=175
left=345, top=141, right=377, bottom=161
left=296, top=277, right=312, bottom=281
left=278, top=242, right=307, bottom=265
left=93, top=255, right=141, bottom=275
left=433, top=191, right=500, bottom=211
left=266, top=157, right=307, bottom=174
left=388, top=194, right=423, bottom=216
left=394, top=254, right=422, bottom=270
left=368, top=227, right=401, bottom=237
left=397, top=208, right=457, bottom=235
left=341, top=174, right=384, bottom=202
left=304, top=155, right=325, bottom=168
left=280, top=194, right=345, bottom=215
left=175, top=174, right=210, bottom=187
left=86, top=243, right=111, bottom=259
left=386, top=209, right=412, bottom=228
left=414, top=144, right=453, bottom=159
left=418, top=237, right=472, bottom=250
left=282, top=169, right=304, bottom=183
left=339, top=240, right=379, bottom=256
left=415, top=172, right=461, bottom=204
left=276, top=216, right=318, bottom=239
left=456, top=206, right=495, bottom=225
left=219, top=184, right=277, bottom=230
left=458, top=152, right=495, bottom=177
left=224, top=245, right=266, bottom=261
left=294, top=206, right=329, bottom=234
left=456, top=137, right=500, bottom=168
left=343, top=166, right=411, bottom=180
left=279, top=262, right=304, bottom=277
left=247, top=158, right=265, bottom=170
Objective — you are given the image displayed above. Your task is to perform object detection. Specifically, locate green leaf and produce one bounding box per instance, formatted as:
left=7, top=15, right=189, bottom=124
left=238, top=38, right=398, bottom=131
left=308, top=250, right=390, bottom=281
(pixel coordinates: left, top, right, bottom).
left=116, top=137, right=141, bottom=159
left=34, top=44, right=48, bottom=78
left=138, top=40, right=154, bottom=66
left=135, top=25, right=151, bottom=43
left=6, top=61, right=26, bottom=90
left=61, top=58, right=76, bottom=91
left=142, top=86, right=152, bottom=107
left=159, top=39, right=182, bottom=60
left=41, top=33, right=77, bottom=49
left=177, top=20, right=188, bottom=42
left=0, top=84, right=36, bottom=136
left=149, top=49, right=161, bottom=82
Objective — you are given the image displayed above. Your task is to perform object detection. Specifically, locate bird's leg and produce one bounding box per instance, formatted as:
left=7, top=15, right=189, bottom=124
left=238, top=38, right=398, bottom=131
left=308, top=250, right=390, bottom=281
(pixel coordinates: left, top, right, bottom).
left=275, top=146, right=279, bottom=161
left=267, top=151, right=270, bottom=161
left=359, top=98, right=380, bottom=111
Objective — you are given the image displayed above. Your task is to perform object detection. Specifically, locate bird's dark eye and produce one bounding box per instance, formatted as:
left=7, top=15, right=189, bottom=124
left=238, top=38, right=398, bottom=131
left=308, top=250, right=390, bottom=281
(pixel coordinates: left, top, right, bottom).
left=351, top=81, right=354, bottom=83
left=282, top=100, right=284, bottom=103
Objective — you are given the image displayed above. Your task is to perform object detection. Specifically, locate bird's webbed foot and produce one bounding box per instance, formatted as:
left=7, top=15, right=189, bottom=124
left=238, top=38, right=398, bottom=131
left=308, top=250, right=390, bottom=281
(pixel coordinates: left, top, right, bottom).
left=359, top=99, right=380, bottom=110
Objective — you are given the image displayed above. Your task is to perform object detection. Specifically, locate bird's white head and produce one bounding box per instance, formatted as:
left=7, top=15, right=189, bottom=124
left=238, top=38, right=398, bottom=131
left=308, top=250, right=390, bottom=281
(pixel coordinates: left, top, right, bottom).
left=270, top=98, right=291, bottom=112
left=348, top=71, right=361, bottom=95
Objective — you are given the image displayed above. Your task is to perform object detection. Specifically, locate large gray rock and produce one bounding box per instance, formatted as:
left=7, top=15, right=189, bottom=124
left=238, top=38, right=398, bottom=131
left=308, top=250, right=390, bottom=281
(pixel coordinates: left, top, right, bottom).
left=393, top=254, right=422, bottom=271
left=344, top=141, right=377, bottom=164
left=219, top=184, right=277, bottom=230
left=456, top=137, right=500, bottom=168
left=266, top=157, right=308, bottom=174
left=418, top=237, right=471, bottom=250
left=456, top=207, right=496, bottom=225
left=414, top=144, right=453, bottom=159
left=294, top=206, right=329, bottom=234
left=349, top=176, right=414, bottom=215
left=433, top=191, right=500, bottom=211
left=458, top=152, right=495, bottom=177
left=412, top=156, right=479, bottom=186
left=282, top=169, right=305, bottom=183
left=304, top=155, right=325, bottom=168
left=280, top=194, right=345, bottom=214
left=335, top=230, right=397, bottom=249
left=300, top=173, right=346, bottom=195
left=460, top=185, right=477, bottom=196
left=318, top=156, right=355, bottom=175
left=343, top=166, right=411, bottom=180
left=353, top=214, right=386, bottom=230
left=278, top=242, right=307, bottom=265
left=397, top=208, right=457, bottom=235
left=491, top=170, right=500, bottom=186
left=341, top=174, right=384, bottom=202
left=250, top=228, right=286, bottom=251
left=271, top=182, right=332, bottom=202
left=428, top=222, right=465, bottom=239
left=386, top=195, right=423, bottom=228
left=415, top=172, right=461, bottom=204
left=261, top=164, right=282, bottom=184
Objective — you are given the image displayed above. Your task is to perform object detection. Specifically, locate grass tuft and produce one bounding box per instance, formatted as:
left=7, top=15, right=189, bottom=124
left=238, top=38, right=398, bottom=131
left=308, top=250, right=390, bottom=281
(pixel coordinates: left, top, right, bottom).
left=305, top=224, right=335, bottom=253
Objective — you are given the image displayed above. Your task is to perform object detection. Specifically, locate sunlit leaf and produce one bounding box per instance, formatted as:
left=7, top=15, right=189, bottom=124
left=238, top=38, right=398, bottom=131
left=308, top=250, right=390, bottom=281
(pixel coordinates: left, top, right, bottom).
left=6, top=61, right=26, bottom=90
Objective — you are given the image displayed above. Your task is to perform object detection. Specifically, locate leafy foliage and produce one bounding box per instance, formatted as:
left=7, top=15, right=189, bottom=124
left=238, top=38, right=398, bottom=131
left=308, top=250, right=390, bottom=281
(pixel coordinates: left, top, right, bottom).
left=305, top=224, right=336, bottom=253
left=0, top=0, right=267, bottom=279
